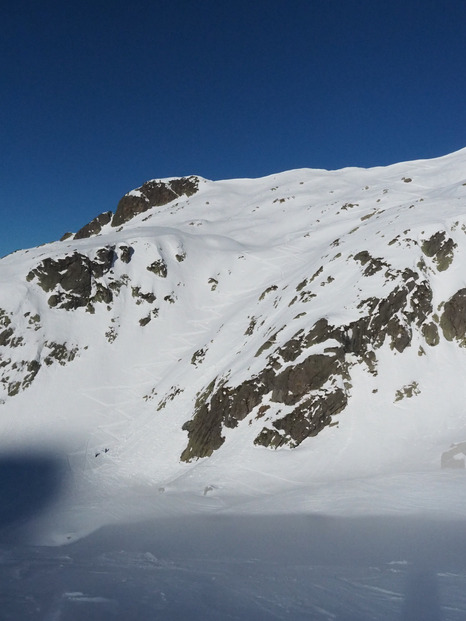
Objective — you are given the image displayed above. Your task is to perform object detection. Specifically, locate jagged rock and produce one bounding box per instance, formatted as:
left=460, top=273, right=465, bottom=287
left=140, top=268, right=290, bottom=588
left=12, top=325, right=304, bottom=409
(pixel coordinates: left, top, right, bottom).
left=421, top=231, right=456, bottom=271
left=394, top=381, right=420, bottom=402
left=0, top=328, right=14, bottom=347
left=119, top=245, right=134, bottom=264
left=270, top=354, right=344, bottom=405
left=43, top=341, right=78, bottom=366
left=440, top=288, right=466, bottom=344
left=74, top=211, right=112, bottom=240
left=181, top=344, right=348, bottom=461
left=256, top=387, right=347, bottom=449
left=353, top=250, right=388, bottom=276
left=26, top=247, right=117, bottom=310
left=147, top=259, right=168, bottom=278
left=131, top=287, right=156, bottom=304
left=191, top=348, right=206, bottom=366
left=112, top=176, right=199, bottom=227
left=22, top=359, right=41, bottom=388
left=259, top=285, right=278, bottom=301
left=422, top=322, right=440, bottom=346
left=181, top=264, right=437, bottom=460
left=180, top=380, right=221, bottom=461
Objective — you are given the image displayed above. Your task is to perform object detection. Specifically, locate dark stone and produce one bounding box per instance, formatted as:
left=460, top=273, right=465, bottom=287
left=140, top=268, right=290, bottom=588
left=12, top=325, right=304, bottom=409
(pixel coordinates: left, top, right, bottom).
left=353, top=250, right=387, bottom=276
left=273, top=329, right=305, bottom=363
left=119, top=245, right=134, bottom=264
left=132, top=287, right=156, bottom=304
left=258, top=387, right=347, bottom=448
left=440, top=288, right=466, bottom=343
left=8, top=382, right=21, bottom=397
left=180, top=380, right=223, bottom=461
left=271, top=354, right=342, bottom=406
left=74, top=212, right=112, bottom=240
left=26, top=247, right=117, bottom=310
left=180, top=346, right=346, bottom=461
left=92, top=284, right=113, bottom=305
left=22, top=359, right=41, bottom=388
left=147, top=259, right=168, bottom=278
left=43, top=342, right=78, bottom=366
left=93, top=247, right=117, bottom=275
left=112, top=176, right=199, bottom=227
left=421, top=322, right=440, bottom=346
left=0, top=328, right=14, bottom=346
left=421, top=232, right=456, bottom=271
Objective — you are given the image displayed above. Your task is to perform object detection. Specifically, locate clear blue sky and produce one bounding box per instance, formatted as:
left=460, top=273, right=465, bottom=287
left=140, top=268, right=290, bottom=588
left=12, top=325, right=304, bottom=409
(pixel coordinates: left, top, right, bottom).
left=2, top=0, right=465, bottom=256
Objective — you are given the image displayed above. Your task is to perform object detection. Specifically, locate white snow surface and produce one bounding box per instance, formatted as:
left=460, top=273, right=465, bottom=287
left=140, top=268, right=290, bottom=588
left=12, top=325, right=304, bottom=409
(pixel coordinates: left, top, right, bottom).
left=1, top=150, right=466, bottom=619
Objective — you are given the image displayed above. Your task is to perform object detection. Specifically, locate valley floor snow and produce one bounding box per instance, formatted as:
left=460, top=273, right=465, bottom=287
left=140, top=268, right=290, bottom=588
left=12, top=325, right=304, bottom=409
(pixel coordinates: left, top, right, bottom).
left=1, top=467, right=466, bottom=620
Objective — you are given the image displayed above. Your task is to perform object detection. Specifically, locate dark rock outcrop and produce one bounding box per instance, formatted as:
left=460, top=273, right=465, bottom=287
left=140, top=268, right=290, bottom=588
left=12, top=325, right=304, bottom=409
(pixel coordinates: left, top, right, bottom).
left=112, top=176, right=199, bottom=227
left=421, top=231, right=456, bottom=271
left=26, top=247, right=117, bottom=311
left=353, top=250, right=388, bottom=276
left=147, top=259, right=168, bottom=278
left=180, top=265, right=437, bottom=461
left=119, top=245, right=134, bottom=264
left=440, top=288, right=466, bottom=344
left=74, top=211, right=113, bottom=240
left=180, top=344, right=349, bottom=461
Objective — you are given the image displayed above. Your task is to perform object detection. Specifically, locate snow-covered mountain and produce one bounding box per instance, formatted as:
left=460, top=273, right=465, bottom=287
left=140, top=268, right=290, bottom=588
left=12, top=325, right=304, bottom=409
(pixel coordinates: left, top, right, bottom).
left=2, top=148, right=466, bottom=544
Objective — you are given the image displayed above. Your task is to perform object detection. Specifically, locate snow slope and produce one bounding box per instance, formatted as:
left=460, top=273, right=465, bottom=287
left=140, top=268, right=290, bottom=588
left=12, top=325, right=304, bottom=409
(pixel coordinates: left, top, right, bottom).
left=1, top=148, right=466, bottom=547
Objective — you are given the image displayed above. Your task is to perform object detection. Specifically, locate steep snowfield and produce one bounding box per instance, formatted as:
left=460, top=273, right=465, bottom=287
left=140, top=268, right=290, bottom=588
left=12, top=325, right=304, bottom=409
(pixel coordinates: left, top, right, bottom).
left=1, top=149, right=466, bottom=618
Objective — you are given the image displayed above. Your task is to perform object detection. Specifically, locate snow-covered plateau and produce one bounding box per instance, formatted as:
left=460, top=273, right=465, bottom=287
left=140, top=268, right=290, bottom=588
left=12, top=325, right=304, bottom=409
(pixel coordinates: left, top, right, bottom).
left=2, top=149, right=466, bottom=619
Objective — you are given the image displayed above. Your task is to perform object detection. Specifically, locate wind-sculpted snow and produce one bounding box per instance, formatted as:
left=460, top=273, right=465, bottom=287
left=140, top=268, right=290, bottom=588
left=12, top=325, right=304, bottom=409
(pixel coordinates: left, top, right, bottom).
left=1, top=149, right=466, bottom=550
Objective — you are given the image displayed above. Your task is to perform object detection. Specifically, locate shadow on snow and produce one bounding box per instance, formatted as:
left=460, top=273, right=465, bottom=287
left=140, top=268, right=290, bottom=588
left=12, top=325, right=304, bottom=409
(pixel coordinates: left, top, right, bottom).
left=0, top=452, right=67, bottom=541
left=0, top=513, right=460, bottom=620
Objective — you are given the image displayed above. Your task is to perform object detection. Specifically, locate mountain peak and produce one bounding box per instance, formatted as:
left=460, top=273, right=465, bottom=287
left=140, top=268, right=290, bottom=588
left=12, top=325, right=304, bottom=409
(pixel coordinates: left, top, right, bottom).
left=112, top=175, right=202, bottom=228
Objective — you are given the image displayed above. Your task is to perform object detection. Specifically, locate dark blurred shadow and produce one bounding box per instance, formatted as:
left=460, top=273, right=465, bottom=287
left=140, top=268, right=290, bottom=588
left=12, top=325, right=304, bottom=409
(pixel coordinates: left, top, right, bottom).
left=0, top=452, right=66, bottom=540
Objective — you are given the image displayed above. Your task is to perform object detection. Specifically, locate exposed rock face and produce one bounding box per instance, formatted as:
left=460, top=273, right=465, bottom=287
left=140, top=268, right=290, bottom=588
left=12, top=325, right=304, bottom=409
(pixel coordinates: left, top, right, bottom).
left=74, top=211, right=113, bottom=240
left=180, top=262, right=437, bottom=461
left=181, top=335, right=349, bottom=461
left=353, top=250, right=388, bottom=276
left=26, top=247, right=119, bottom=311
left=112, top=176, right=199, bottom=227
left=421, top=231, right=456, bottom=271
left=440, top=288, right=466, bottom=344
left=147, top=259, right=168, bottom=278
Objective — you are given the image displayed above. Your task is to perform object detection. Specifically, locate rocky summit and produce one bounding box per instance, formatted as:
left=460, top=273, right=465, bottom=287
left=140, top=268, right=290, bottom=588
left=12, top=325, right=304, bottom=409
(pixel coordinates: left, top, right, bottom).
left=2, top=150, right=466, bottom=541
